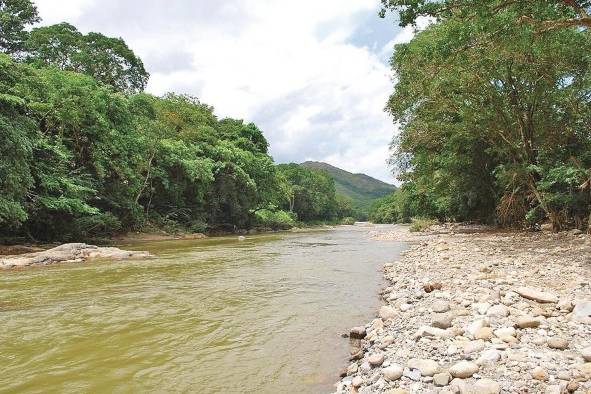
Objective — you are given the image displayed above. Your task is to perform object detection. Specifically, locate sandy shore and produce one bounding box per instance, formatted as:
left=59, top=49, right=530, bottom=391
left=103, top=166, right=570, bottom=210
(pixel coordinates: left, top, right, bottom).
left=336, top=224, right=591, bottom=393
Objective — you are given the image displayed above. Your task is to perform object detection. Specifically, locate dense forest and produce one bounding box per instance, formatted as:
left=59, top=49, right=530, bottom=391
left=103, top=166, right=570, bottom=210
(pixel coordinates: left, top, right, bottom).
left=373, top=0, right=591, bottom=232
left=0, top=0, right=351, bottom=241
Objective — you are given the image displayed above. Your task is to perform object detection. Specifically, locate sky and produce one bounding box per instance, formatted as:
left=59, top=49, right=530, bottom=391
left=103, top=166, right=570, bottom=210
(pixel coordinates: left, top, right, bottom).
left=32, top=0, right=416, bottom=183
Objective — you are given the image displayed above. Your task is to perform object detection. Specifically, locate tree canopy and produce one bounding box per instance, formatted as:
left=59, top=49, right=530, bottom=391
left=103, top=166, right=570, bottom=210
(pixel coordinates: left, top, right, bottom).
left=382, top=0, right=591, bottom=231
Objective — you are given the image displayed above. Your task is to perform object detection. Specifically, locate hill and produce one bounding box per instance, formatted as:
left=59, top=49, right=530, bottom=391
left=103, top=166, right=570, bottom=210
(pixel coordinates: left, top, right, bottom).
left=300, top=161, right=396, bottom=212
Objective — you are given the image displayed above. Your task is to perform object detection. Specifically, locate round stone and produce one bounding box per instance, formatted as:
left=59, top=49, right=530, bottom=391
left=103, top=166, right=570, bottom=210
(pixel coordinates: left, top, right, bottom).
left=548, top=337, right=569, bottom=350
left=383, top=364, right=403, bottom=381
left=368, top=353, right=385, bottom=367
left=449, top=361, right=479, bottom=378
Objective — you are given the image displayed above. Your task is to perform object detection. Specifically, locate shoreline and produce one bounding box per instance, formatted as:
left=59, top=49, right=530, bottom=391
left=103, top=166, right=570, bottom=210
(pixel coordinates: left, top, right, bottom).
left=336, top=224, right=591, bottom=393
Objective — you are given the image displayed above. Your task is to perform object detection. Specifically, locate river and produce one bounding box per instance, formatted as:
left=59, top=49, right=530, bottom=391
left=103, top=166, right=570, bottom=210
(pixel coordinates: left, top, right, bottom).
left=0, top=224, right=404, bottom=394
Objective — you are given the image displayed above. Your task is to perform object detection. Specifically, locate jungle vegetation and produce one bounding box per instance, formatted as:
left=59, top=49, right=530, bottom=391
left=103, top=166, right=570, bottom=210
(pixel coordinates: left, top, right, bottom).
left=0, top=0, right=346, bottom=241
left=373, top=0, right=591, bottom=231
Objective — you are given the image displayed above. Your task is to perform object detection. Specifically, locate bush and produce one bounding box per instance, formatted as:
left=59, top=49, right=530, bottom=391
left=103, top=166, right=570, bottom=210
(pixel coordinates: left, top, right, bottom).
left=409, top=217, right=437, bottom=232
left=341, top=217, right=356, bottom=225
left=254, top=209, right=295, bottom=230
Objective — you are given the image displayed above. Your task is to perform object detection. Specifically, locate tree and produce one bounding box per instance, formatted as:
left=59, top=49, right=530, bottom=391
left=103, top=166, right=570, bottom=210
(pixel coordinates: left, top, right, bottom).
left=0, top=0, right=39, bottom=55
left=380, top=0, right=591, bottom=31
left=386, top=4, right=591, bottom=229
left=26, top=23, right=149, bottom=93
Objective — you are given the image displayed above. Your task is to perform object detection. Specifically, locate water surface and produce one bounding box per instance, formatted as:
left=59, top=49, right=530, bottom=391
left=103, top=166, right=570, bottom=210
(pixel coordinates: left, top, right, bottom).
left=0, top=224, right=404, bottom=394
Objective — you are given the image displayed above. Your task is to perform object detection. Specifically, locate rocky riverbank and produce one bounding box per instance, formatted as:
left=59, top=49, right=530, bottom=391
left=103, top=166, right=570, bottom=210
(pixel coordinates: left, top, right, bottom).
left=0, top=243, right=151, bottom=269
left=336, top=225, right=591, bottom=394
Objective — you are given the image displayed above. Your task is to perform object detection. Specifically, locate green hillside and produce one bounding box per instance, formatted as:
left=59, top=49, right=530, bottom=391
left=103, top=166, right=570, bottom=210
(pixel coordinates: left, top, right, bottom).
left=300, top=161, right=396, bottom=212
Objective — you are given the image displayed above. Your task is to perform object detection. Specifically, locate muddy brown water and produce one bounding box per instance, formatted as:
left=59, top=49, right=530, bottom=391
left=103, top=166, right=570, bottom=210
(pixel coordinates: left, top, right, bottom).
left=0, top=224, right=405, bottom=394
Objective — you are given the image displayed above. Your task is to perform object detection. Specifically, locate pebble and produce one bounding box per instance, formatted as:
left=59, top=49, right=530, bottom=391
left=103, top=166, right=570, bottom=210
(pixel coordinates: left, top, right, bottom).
left=352, top=376, right=364, bottom=388
left=433, top=372, right=451, bottom=386
left=449, top=361, right=479, bottom=378
left=582, top=346, right=591, bottom=362
left=368, top=353, right=384, bottom=367
left=407, top=358, right=439, bottom=377
left=486, top=304, right=509, bottom=317
left=474, top=327, right=494, bottom=340
left=432, top=313, right=454, bottom=329
left=473, top=378, right=501, bottom=394
left=432, top=300, right=451, bottom=313
left=547, top=337, right=569, bottom=350
left=516, top=315, right=541, bottom=329
left=379, top=306, right=396, bottom=320
left=530, top=366, right=547, bottom=381
left=515, top=287, right=558, bottom=304
left=382, top=364, right=403, bottom=381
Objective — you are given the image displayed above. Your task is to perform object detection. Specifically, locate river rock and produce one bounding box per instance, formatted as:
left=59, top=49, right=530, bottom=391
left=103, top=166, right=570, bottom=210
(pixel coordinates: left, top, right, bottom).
left=486, top=304, right=509, bottom=318
left=474, top=327, right=494, bottom=340
left=530, top=366, right=547, bottom=381
left=413, top=325, right=455, bottom=339
left=515, top=287, right=558, bottom=304
left=582, top=346, right=591, bottom=362
left=477, top=349, right=502, bottom=365
left=516, top=315, right=540, bottom=329
left=494, top=327, right=516, bottom=339
left=407, top=358, right=440, bottom=377
left=368, top=353, right=384, bottom=367
left=432, top=313, right=454, bottom=329
left=383, top=364, right=404, bottom=381
left=463, top=340, right=485, bottom=355
left=433, top=372, right=451, bottom=386
left=570, top=300, right=591, bottom=324
left=474, top=379, right=501, bottom=394
left=449, top=361, right=479, bottom=378
left=350, top=326, right=366, bottom=339
left=352, top=376, right=364, bottom=388
left=432, top=300, right=451, bottom=313
left=466, top=319, right=489, bottom=337
left=547, top=337, right=569, bottom=350
left=0, top=243, right=151, bottom=269
left=379, top=306, right=397, bottom=320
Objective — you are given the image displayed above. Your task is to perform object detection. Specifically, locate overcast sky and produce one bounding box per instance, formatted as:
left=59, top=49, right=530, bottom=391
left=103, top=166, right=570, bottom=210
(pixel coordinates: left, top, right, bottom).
left=33, top=0, right=414, bottom=183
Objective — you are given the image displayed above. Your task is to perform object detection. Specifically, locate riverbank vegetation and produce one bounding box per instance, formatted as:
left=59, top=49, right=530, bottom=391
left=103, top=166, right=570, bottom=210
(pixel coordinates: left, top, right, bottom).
left=377, top=0, right=591, bottom=232
left=0, top=0, right=348, bottom=242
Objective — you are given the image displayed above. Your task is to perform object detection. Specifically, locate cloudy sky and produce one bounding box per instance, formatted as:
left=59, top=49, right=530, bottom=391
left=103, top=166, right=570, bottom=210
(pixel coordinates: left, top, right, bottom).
left=32, top=0, right=413, bottom=183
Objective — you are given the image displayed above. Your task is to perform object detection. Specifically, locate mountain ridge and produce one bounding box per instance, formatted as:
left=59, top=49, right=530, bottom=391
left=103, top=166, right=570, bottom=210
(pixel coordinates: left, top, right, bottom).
left=299, top=161, right=396, bottom=213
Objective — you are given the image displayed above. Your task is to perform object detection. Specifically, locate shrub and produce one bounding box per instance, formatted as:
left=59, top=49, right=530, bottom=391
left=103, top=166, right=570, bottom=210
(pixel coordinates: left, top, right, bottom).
left=341, top=217, right=356, bottom=225
left=254, top=209, right=295, bottom=230
left=409, top=217, right=437, bottom=232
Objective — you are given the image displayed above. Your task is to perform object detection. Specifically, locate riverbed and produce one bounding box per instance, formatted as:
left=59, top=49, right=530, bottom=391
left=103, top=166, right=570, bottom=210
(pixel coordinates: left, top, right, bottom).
left=0, top=224, right=404, bottom=394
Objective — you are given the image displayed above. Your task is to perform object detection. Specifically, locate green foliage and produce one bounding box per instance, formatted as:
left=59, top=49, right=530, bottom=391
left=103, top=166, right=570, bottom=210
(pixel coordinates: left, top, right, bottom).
left=385, top=2, right=591, bottom=230
left=25, top=22, right=149, bottom=93
left=254, top=209, right=296, bottom=230
left=409, top=218, right=437, bottom=233
left=340, top=217, right=356, bottom=225
left=276, top=163, right=339, bottom=222
left=0, top=0, right=39, bottom=54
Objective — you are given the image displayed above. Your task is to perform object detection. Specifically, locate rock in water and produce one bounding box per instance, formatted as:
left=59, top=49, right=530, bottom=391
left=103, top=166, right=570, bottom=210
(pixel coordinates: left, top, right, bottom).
left=515, top=287, right=558, bottom=303
left=449, top=361, right=479, bottom=378
left=0, top=243, right=151, bottom=269
left=349, top=326, right=366, bottom=339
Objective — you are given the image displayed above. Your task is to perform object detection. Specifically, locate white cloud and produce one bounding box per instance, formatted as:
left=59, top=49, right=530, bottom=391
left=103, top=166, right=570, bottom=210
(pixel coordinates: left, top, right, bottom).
left=32, top=0, right=404, bottom=182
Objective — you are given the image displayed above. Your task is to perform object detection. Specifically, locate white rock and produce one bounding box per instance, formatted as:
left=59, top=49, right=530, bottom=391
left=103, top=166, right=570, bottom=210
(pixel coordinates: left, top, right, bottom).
left=477, top=349, right=502, bottom=365
left=494, top=327, right=516, bottom=338
left=379, top=305, right=397, bottom=320
left=352, top=376, right=364, bottom=388
left=449, top=361, right=479, bottom=378
left=407, top=358, right=440, bottom=377
left=570, top=300, right=591, bottom=324
left=466, top=319, right=489, bottom=337
left=582, top=346, right=591, bottom=362
left=368, top=353, right=385, bottom=367
left=486, top=304, right=509, bottom=317
left=383, top=364, right=403, bottom=381
left=463, top=340, right=485, bottom=355
left=473, top=378, right=501, bottom=394
left=515, top=287, right=558, bottom=304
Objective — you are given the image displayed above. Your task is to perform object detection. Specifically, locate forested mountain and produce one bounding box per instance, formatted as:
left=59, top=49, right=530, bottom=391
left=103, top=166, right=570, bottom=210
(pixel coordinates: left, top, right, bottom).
left=300, top=161, right=396, bottom=213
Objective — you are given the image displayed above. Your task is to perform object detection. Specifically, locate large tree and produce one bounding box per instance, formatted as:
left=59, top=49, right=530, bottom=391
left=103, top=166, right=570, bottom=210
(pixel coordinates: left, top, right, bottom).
left=0, top=0, right=39, bottom=54
left=26, top=23, right=149, bottom=93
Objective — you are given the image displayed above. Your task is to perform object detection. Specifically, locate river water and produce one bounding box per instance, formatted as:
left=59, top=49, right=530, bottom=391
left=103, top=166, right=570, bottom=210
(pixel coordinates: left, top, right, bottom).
left=0, top=224, right=404, bottom=394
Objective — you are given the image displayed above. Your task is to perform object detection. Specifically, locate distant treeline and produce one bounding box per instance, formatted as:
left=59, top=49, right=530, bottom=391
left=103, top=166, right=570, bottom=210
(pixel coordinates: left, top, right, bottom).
left=374, top=0, right=591, bottom=231
left=0, top=0, right=353, bottom=241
